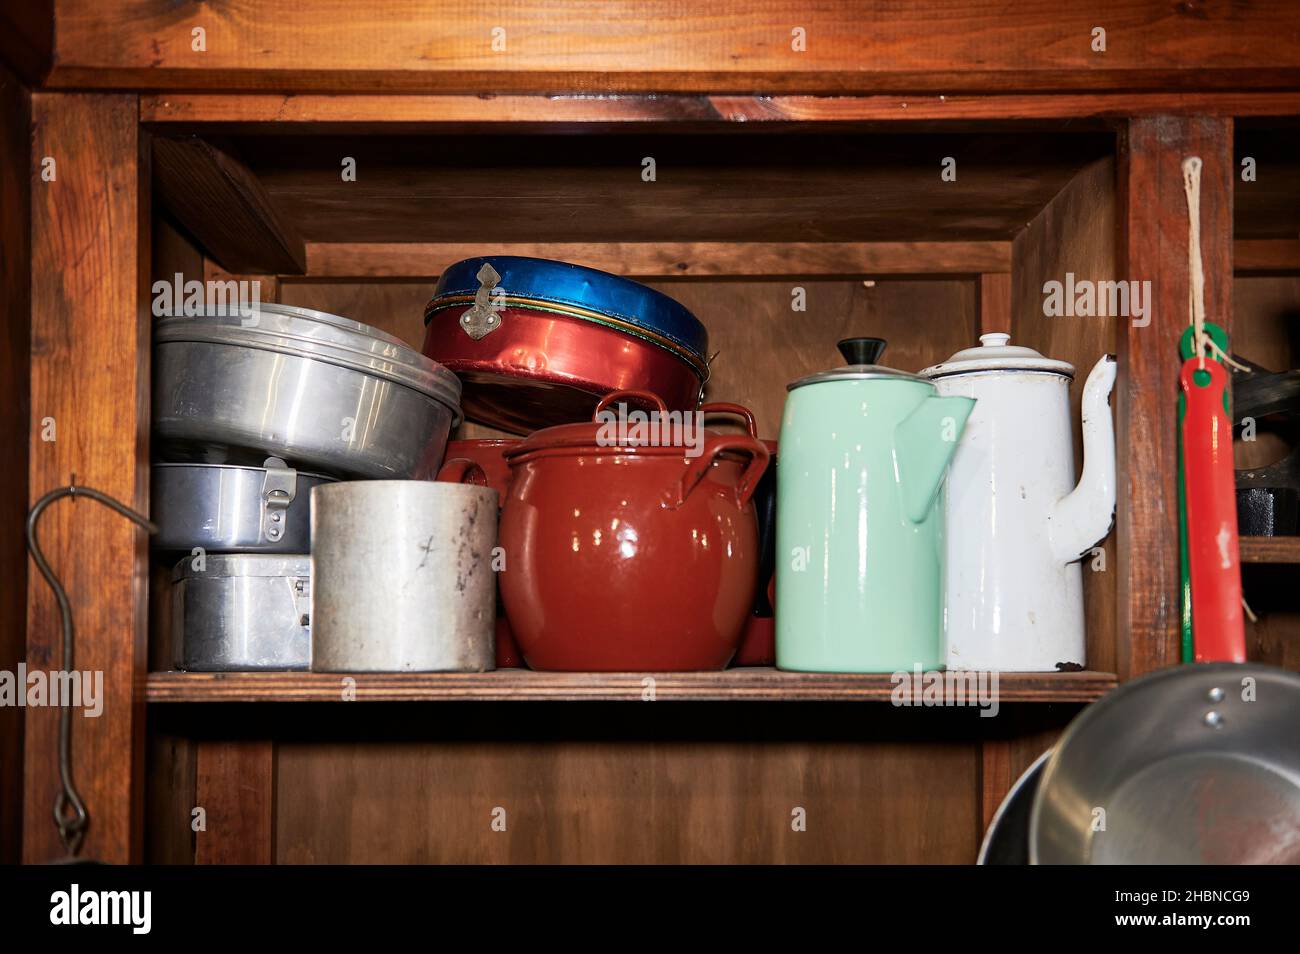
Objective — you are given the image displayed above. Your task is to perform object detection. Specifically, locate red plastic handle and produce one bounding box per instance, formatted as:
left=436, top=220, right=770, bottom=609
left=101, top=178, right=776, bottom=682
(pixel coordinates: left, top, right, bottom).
left=1179, top=359, right=1246, bottom=663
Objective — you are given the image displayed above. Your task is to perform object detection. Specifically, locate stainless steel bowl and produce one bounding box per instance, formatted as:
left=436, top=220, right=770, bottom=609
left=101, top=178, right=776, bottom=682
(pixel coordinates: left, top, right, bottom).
left=152, top=458, right=334, bottom=554
left=154, top=303, right=462, bottom=479
left=1030, top=663, right=1300, bottom=864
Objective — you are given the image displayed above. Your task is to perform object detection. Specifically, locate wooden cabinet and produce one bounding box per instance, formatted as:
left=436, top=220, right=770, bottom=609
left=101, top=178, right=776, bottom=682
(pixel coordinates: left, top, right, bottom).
left=3, top=3, right=1299, bottom=866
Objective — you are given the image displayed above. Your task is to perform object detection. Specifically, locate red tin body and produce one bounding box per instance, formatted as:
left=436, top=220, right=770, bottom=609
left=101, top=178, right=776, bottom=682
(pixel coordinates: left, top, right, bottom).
left=423, top=307, right=706, bottom=435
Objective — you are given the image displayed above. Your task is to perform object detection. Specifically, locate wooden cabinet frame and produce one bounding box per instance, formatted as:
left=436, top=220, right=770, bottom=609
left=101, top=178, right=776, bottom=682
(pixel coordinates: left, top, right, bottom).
left=8, top=83, right=1291, bottom=862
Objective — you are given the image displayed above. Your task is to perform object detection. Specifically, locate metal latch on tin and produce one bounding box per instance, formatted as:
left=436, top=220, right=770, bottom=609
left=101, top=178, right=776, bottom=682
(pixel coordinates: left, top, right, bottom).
left=260, top=457, right=297, bottom=543
left=459, top=262, right=504, bottom=340
left=292, top=575, right=311, bottom=629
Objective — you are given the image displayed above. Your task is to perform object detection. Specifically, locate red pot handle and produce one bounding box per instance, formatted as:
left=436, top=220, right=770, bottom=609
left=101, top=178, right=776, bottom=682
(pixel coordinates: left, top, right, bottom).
left=437, top=457, right=488, bottom=486
left=672, top=436, right=769, bottom=509
left=593, top=389, right=669, bottom=420
left=699, top=402, right=759, bottom=439
left=1180, top=359, right=1245, bottom=663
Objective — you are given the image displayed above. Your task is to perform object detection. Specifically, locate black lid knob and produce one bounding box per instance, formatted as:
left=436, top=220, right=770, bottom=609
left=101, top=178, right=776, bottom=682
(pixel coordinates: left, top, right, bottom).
left=837, top=337, right=887, bottom=366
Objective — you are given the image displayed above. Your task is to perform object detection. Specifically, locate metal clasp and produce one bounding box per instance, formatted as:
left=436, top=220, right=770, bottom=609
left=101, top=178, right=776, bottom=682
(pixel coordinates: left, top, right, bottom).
left=459, top=262, right=504, bottom=340
left=260, top=457, right=297, bottom=543
left=292, top=575, right=311, bottom=629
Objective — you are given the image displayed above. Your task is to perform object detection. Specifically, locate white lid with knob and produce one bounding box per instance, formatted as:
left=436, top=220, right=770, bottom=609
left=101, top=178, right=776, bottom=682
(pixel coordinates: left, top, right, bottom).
left=919, top=333, right=1075, bottom=379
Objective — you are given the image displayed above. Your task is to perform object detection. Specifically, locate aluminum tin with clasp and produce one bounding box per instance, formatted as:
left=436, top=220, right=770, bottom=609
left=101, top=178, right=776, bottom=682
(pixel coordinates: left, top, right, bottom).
left=151, top=457, right=335, bottom=553
left=155, top=303, right=462, bottom=479
left=423, top=256, right=710, bottom=434
left=171, top=553, right=312, bottom=671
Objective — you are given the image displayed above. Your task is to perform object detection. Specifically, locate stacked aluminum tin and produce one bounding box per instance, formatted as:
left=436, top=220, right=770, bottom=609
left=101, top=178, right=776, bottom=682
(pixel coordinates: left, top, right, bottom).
left=151, top=302, right=462, bottom=671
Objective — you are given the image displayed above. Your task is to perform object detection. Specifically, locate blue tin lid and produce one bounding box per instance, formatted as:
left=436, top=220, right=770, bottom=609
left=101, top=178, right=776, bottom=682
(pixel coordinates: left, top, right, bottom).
left=426, top=256, right=708, bottom=364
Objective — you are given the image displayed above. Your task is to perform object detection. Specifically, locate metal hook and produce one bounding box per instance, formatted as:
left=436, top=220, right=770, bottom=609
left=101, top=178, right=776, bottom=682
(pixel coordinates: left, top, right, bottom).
left=26, top=484, right=157, bottom=857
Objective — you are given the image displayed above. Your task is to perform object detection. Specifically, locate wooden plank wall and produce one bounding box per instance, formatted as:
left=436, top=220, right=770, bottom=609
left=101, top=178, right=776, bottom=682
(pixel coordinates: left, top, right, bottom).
left=1118, top=117, right=1234, bottom=679
left=269, top=704, right=981, bottom=864
left=194, top=740, right=276, bottom=865
left=24, top=93, right=151, bottom=863
left=1233, top=276, right=1300, bottom=471
left=277, top=736, right=975, bottom=864
left=0, top=62, right=31, bottom=865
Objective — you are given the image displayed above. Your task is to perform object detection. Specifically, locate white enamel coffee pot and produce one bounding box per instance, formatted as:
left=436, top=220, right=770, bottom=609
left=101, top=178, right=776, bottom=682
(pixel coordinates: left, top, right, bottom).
left=920, top=334, right=1116, bottom=672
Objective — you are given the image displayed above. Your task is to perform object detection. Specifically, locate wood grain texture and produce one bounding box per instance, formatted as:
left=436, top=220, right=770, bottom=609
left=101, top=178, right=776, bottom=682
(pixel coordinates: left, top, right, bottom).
left=0, top=62, right=30, bottom=865
left=977, top=718, right=1064, bottom=838
left=145, top=669, right=1119, bottom=703
left=238, top=132, right=1110, bottom=245
left=273, top=736, right=977, bottom=864
left=1231, top=275, right=1298, bottom=472
left=203, top=260, right=280, bottom=313
left=977, top=272, right=1011, bottom=334
left=0, top=0, right=52, bottom=87
left=138, top=92, right=1300, bottom=127
left=194, top=740, right=275, bottom=864
left=152, top=136, right=306, bottom=274
left=1235, top=126, right=1300, bottom=240
left=1011, top=157, right=1119, bottom=676
left=45, top=1, right=1300, bottom=94
left=1240, top=565, right=1300, bottom=672
left=1239, top=538, right=1300, bottom=564
left=667, top=279, right=977, bottom=437
left=304, top=241, right=1011, bottom=279
left=25, top=93, right=151, bottom=863
left=1236, top=241, right=1300, bottom=275
left=144, top=731, right=197, bottom=863
left=1118, top=117, right=1233, bottom=680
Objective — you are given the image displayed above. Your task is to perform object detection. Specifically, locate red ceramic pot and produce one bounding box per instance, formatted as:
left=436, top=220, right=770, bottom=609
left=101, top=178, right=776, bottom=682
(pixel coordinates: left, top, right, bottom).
left=499, top=391, right=769, bottom=671
left=443, top=439, right=525, bottom=668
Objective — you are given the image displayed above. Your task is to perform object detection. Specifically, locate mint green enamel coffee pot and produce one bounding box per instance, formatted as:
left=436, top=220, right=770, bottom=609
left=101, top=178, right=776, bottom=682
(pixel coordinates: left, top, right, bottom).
left=776, top=338, right=975, bottom=672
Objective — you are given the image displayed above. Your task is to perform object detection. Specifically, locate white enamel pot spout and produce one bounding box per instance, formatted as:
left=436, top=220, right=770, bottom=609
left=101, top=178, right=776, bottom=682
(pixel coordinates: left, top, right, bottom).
left=1048, top=355, right=1118, bottom=564
left=921, top=334, right=1117, bottom=672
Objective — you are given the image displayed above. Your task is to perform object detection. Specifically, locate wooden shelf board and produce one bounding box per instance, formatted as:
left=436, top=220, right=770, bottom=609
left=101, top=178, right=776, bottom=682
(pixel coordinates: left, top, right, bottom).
left=140, top=92, right=1300, bottom=127
left=1240, top=536, right=1300, bottom=564
left=145, top=667, right=1117, bottom=704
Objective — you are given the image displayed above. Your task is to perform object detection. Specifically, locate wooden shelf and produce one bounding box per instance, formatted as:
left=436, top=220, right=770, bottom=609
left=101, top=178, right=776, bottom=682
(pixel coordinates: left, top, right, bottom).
left=1240, top=536, right=1300, bottom=564
left=145, top=667, right=1117, bottom=704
